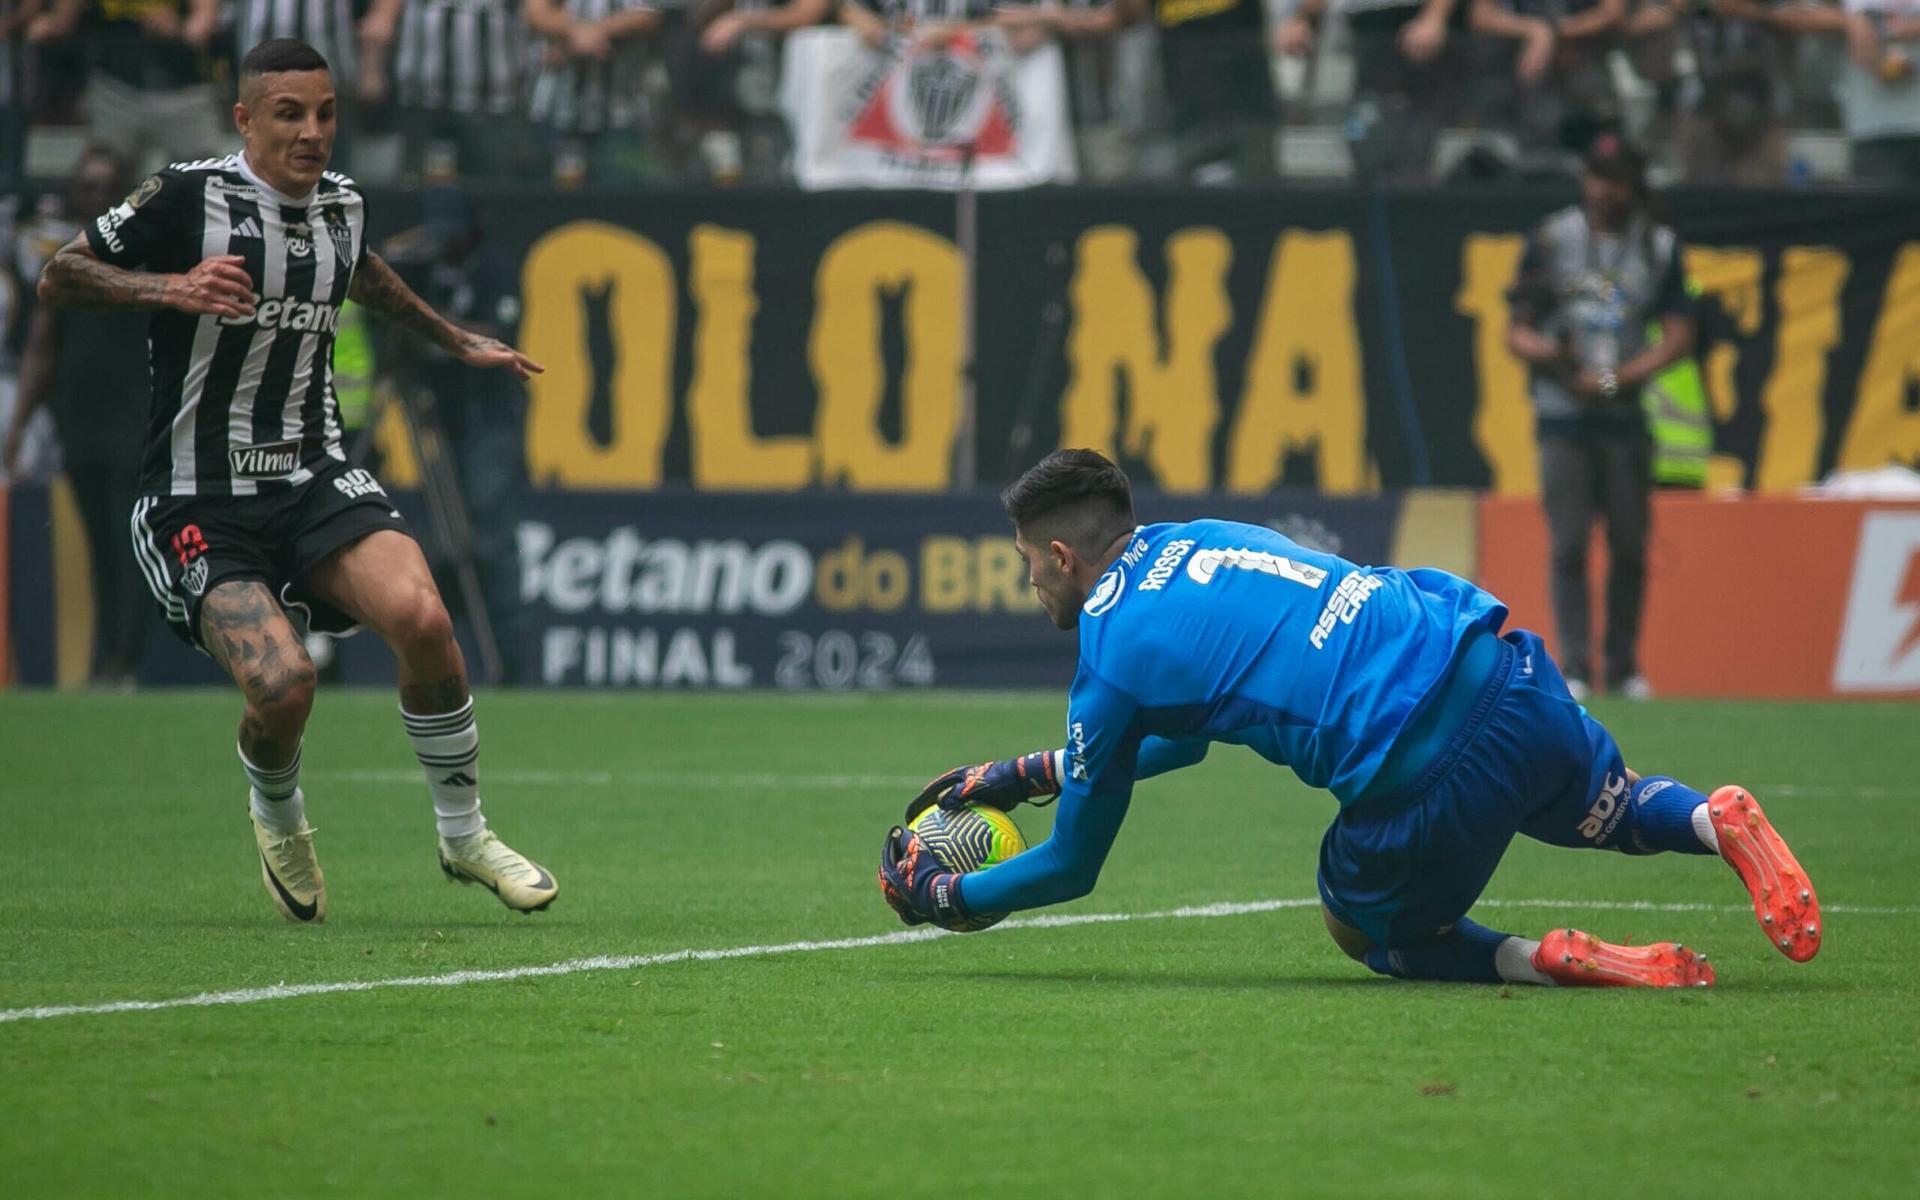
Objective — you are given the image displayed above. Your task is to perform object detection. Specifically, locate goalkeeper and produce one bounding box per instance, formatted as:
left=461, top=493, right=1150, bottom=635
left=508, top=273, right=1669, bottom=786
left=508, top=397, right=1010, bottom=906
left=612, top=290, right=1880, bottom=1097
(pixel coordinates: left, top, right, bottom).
left=879, top=450, right=1821, bottom=987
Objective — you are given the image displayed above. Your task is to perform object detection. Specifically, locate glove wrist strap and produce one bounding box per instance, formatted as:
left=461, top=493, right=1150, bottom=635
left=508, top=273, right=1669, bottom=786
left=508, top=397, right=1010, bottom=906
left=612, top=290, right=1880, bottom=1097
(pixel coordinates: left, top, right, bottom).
left=1017, top=749, right=1063, bottom=798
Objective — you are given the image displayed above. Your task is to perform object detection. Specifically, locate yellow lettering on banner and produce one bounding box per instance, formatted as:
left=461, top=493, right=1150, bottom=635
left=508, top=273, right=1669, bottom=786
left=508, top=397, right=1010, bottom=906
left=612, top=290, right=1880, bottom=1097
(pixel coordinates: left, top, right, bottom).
left=1059, top=226, right=1230, bottom=493
left=1840, top=243, right=1920, bottom=471
left=1757, top=248, right=1847, bottom=490
left=687, top=225, right=812, bottom=489
left=866, top=550, right=910, bottom=612
left=816, top=536, right=866, bottom=612
left=917, top=536, right=1040, bottom=614
left=1684, top=247, right=1764, bottom=488
left=921, top=537, right=969, bottom=613
left=1685, top=247, right=1763, bottom=419
left=978, top=538, right=1039, bottom=612
left=521, top=222, right=674, bottom=487
left=1228, top=230, right=1368, bottom=494
left=1454, top=234, right=1533, bottom=495
left=815, top=536, right=910, bottom=612
left=810, top=223, right=961, bottom=490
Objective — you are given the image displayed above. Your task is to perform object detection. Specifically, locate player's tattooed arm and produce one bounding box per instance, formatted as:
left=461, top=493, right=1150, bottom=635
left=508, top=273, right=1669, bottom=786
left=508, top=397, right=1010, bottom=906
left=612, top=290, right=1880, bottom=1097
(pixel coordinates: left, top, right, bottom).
left=347, top=250, right=465, bottom=348
left=350, top=252, right=544, bottom=380
left=38, top=234, right=255, bottom=318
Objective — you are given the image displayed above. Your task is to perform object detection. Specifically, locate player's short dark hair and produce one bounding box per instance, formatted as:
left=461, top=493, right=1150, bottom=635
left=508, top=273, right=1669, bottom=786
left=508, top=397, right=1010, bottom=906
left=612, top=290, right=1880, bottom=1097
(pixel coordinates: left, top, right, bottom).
left=1001, top=449, right=1136, bottom=554
left=238, top=38, right=331, bottom=81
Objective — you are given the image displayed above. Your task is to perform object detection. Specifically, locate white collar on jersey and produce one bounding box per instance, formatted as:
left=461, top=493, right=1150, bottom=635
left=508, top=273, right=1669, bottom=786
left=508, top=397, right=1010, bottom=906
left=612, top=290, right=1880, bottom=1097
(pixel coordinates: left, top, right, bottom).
left=235, top=150, right=316, bottom=207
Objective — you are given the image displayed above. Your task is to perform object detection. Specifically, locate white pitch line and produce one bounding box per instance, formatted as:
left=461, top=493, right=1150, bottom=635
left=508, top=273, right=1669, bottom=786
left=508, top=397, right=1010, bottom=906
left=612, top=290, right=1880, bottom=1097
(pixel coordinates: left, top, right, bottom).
left=0, top=899, right=1303, bottom=1026
left=3, top=896, right=1915, bottom=1026
left=307, top=768, right=931, bottom=790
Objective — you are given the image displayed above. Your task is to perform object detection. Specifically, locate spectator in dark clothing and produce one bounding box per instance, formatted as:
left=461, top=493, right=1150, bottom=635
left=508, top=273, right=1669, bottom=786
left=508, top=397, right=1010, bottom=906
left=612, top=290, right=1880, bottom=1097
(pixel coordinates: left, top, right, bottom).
left=1471, top=0, right=1625, bottom=157
left=1504, top=135, right=1695, bottom=701
left=1118, top=0, right=1276, bottom=183
left=3, top=147, right=151, bottom=684
left=26, top=0, right=226, bottom=173
left=680, top=0, right=832, bottom=183
left=1629, top=0, right=1813, bottom=186
left=1277, top=0, right=1466, bottom=182
left=525, top=0, right=663, bottom=185
left=377, top=187, right=530, bottom=683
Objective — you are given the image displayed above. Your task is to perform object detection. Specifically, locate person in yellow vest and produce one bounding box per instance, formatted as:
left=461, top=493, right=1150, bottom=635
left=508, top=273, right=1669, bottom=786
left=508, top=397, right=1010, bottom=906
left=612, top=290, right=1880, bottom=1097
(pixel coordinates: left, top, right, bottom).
left=1639, top=281, right=1712, bottom=489
left=332, top=298, right=374, bottom=436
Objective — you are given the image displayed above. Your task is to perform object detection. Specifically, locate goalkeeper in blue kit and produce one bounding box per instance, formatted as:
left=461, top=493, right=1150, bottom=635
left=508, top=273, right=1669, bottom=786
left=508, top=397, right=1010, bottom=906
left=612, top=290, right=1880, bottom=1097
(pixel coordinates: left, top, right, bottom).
left=878, top=450, right=1822, bottom=987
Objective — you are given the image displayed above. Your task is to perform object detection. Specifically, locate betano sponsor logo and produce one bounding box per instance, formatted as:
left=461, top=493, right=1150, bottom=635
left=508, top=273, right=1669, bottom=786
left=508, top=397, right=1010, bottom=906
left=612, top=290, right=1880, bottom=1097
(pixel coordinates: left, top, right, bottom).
left=517, top=524, right=1040, bottom=617
left=218, top=297, right=340, bottom=333
left=519, top=524, right=813, bottom=617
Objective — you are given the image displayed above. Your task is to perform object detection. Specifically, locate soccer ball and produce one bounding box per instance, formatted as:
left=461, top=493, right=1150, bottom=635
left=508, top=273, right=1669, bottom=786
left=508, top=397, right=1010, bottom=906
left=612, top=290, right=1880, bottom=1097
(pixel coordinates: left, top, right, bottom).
left=906, top=802, right=1027, bottom=931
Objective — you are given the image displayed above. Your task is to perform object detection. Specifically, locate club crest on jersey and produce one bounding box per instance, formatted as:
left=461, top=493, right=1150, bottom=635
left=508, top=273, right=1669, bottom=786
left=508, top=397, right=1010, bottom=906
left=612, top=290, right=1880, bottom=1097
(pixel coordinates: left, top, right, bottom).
left=181, top=557, right=209, bottom=596
left=228, top=439, right=300, bottom=479
left=323, top=208, right=353, bottom=267
left=1083, top=567, right=1126, bottom=616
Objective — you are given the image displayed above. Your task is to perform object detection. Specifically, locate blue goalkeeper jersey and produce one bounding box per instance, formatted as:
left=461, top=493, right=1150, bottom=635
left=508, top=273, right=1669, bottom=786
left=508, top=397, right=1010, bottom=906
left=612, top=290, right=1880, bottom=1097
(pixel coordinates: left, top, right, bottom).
left=960, top=519, right=1508, bottom=915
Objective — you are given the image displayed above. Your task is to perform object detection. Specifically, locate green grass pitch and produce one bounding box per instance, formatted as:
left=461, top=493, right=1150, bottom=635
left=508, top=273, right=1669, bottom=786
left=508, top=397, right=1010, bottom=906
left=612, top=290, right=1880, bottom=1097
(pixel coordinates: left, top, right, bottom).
left=1, top=690, right=1916, bottom=1198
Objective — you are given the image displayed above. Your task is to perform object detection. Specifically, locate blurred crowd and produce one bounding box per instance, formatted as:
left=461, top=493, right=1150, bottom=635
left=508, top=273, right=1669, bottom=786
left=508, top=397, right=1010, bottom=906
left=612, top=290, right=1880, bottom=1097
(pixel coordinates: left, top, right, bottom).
left=0, top=0, right=1917, bottom=189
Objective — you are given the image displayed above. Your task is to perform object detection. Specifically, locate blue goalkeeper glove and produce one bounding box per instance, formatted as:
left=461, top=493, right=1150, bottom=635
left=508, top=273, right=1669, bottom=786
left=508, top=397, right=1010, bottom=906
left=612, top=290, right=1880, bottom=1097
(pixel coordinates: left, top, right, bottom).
left=903, top=750, right=1060, bottom=823
left=877, top=825, right=974, bottom=931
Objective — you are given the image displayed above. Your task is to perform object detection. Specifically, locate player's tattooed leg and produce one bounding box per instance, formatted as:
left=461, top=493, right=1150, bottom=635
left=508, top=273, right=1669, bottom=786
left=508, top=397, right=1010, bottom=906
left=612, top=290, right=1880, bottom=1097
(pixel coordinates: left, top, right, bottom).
left=200, top=580, right=316, bottom=769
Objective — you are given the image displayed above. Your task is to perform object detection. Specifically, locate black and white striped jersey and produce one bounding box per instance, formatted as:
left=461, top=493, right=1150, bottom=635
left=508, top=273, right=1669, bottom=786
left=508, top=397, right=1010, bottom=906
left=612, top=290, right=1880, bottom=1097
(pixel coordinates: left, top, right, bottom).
left=526, top=0, right=654, bottom=134
left=82, top=153, right=368, bottom=497
left=232, top=0, right=362, bottom=85
left=392, top=0, right=522, bottom=115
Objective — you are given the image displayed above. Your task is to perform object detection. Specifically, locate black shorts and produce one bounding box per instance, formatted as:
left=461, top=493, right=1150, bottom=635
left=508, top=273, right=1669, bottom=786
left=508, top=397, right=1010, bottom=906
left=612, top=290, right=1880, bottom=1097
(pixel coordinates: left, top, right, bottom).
left=128, top=462, right=414, bottom=652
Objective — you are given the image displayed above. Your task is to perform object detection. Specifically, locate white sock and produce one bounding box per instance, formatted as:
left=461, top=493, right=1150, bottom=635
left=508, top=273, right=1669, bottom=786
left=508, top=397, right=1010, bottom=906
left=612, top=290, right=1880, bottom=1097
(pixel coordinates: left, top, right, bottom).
left=1493, top=936, right=1555, bottom=986
left=1691, top=803, right=1721, bottom=854
left=240, top=742, right=305, bottom=834
left=402, top=699, right=486, bottom=841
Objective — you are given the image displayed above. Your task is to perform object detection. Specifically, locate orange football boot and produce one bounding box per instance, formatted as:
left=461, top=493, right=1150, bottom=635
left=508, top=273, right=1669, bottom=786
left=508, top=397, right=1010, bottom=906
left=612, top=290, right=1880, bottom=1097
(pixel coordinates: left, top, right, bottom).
left=1709, top=785, right=1821, bottom=962
left=1531, top=928, right=1715, bottom=987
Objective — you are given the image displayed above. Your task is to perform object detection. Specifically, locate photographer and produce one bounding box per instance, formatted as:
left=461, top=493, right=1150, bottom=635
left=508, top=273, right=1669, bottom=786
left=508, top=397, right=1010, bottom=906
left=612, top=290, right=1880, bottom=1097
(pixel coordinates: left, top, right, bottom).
left=1505, top=135, right=1695, bottom=701
left=377, top=188, right=529, bottom=682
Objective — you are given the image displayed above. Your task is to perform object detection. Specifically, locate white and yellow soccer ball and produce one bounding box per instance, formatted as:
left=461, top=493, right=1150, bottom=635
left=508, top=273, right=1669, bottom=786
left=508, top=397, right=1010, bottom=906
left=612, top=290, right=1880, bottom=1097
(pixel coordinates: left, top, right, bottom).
left=905, top=802, right=1027, bottom=931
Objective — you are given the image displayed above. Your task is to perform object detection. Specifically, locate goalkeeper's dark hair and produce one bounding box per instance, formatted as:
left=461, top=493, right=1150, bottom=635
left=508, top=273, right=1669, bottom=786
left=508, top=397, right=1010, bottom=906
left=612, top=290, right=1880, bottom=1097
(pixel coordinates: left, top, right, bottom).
left=1001, top=449, right=1136, bottom=556
left=239, top=38, right=331, bottom=82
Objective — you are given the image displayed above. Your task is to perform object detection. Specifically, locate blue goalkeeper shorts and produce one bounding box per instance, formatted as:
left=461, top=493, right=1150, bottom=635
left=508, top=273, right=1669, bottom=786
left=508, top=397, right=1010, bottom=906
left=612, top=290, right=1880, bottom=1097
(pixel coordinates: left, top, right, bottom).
left=1316, top=628, right=1631, bottom=949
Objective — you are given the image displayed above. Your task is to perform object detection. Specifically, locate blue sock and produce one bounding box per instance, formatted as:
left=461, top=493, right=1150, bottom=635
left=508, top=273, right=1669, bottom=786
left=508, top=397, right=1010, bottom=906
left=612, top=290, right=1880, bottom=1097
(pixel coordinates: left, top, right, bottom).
left=1622, top=777, right=1715, bottom=856
left=1362, top=917, right=1511, bottom=983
